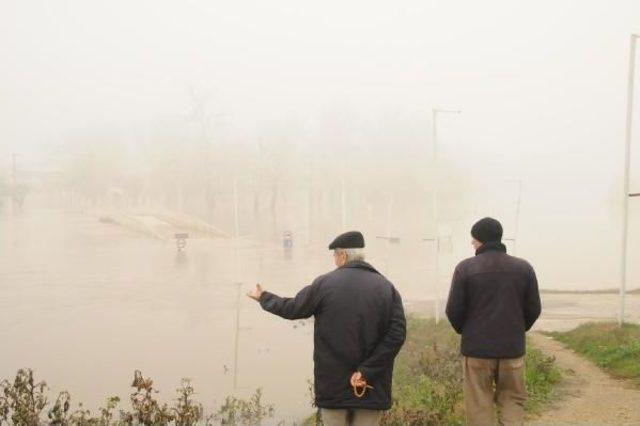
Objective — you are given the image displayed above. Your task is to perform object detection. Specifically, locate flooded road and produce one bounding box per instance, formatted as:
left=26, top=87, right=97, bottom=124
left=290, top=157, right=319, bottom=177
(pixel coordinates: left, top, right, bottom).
left=407, top=292, right=640, bottom=333
left=2, top=207, right=637, bottom=422
left=533, top=292, right=640, bottom=332
left=0, top=208, right=335, bottom=422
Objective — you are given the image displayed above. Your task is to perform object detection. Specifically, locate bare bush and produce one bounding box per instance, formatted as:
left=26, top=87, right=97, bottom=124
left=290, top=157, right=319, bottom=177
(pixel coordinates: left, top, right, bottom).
left=0, top=369, right=274, bottom=426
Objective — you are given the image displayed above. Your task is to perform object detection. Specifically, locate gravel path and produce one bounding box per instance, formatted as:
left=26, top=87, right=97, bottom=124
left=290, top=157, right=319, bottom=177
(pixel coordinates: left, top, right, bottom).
left=528, top=332, right=640, bottom=426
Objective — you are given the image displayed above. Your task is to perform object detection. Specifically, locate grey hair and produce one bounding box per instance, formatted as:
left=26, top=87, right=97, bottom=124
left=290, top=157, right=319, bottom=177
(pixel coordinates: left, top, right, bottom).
left=335, top=248, right=365, bottom=262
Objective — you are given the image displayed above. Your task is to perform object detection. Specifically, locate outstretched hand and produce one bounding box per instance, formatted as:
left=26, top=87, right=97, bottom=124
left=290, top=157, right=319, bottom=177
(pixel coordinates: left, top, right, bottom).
left=247, top=283, right=264, bottom=301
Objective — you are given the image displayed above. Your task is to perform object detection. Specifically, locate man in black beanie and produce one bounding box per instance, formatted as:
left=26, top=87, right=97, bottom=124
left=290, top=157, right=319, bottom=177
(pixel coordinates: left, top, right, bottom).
left=248, top=231, right=406, bottom=426
left=446, top=217, right=541, bottom=426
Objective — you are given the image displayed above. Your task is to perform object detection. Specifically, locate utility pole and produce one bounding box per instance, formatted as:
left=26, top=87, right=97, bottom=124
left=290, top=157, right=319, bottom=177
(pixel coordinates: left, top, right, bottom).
left=514, top=180, right=522, bottom=255
left=619, top=34, right=639, bottom=326
left=233, top=282, right=242, bottom=389
left=374, top=193, right=397, bottom=274
left=306, top=173, right=313, bottom=246
left=507, top=179, right=523, bottom=256
left=232, top=177, right=242, bottom=388
left=340, top=168, right=347, bottom=230
left=431, top=109, right=461, bottom=323
left=384, top=193, right=393, bottom=273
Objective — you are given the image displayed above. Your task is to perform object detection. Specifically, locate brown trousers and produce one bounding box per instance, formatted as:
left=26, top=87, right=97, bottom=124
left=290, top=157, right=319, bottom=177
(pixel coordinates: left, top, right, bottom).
left=463, top=356, right=527, bottom=426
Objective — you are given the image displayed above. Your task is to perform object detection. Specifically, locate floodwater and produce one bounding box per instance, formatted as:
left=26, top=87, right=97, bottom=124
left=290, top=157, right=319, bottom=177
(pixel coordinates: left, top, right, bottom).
left=3, top=207, right=637, bottom=423
left=406, top=293, right=640, bottom=333
left=533, top=292, right=640, bottom=332
left=0, top=207, right=336, bottom=422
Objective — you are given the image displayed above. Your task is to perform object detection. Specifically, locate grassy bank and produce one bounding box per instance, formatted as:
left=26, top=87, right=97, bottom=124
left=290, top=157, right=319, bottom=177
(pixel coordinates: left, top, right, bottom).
left=381, top=317, right=561, bottom=425
left=549, top=322, right=640, bottom=384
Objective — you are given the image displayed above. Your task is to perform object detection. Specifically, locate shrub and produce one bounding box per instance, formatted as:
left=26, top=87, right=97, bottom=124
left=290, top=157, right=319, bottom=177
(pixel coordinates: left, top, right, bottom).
left=212, top=388, right=274, bottom=426
left=0, top=369, right=48, bottom=425
left=0, top=369, right=274, bottom=426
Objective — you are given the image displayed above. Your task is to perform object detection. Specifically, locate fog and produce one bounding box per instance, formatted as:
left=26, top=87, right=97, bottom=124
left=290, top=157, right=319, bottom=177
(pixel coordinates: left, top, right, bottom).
left=1, top=0, right=640, bottom=421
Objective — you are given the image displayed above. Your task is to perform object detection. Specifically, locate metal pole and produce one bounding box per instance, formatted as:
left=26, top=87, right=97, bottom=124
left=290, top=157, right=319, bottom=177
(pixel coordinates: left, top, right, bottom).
left=513, top=180, right=523, bottom=256
left=341, top=174, right=347, bottom=230
left=432, top=186, right=440, bottom=324
left=307, top=176, right=312, bottom=246
left=232, top=178, right=242, bottom=387
left=385, top=193, right=393, bottom=273
left=233, top=177, right=242, bottom=279
left=233, top=282, right=242, bottom=388
left=620, top=34, right=638, bottom=326
left=431, top=109, right=461, bottom=323
left=431, top=109, right=439, bottom=323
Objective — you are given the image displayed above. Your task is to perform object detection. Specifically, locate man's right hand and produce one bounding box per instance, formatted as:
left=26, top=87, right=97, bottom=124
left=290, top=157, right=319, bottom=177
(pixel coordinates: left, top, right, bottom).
left=247, top=284, right=264, bottom=301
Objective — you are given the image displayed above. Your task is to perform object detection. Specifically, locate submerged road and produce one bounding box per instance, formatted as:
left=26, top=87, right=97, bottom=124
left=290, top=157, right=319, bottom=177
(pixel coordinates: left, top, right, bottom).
left=0, top=208, right=324, bottom=422
left=2, top=207, right=636, bottom=422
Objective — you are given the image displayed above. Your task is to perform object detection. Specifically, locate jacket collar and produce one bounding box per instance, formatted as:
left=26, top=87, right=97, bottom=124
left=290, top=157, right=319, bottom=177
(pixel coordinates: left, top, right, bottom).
left=475, top=241, right=507, bottom=256
left=339, top=260, right=381, bottom=274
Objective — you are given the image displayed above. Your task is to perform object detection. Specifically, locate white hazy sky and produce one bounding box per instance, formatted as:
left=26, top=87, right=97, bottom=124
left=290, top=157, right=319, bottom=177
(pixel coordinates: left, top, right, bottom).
left=1, top=0, right=640, bottom=289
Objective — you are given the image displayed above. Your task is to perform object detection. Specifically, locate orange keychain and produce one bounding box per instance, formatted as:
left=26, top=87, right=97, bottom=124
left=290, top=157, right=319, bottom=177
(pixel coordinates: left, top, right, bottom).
left=352, top=383, right=374, bottom=398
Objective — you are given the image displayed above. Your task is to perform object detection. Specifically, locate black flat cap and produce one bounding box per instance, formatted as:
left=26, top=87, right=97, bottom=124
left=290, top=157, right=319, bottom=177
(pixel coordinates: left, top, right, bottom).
left=328, top=231, right=365, bottom=249
left=471, top=217, right=503, bottom=243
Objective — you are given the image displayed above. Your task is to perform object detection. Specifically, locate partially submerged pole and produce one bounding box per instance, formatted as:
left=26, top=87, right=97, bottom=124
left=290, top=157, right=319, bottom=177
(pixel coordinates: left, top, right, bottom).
left=233, top=282, right=242, bottom=388
left=431, top=108, right=461, bottom=323
left=233, top=177, right=242, bottom=387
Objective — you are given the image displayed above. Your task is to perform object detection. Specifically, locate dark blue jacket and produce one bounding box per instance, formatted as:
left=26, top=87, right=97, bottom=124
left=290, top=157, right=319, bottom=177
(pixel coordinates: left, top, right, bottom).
left=259, top=260, right=406, bottom=410
left=446, top=242, right=541, bottom=358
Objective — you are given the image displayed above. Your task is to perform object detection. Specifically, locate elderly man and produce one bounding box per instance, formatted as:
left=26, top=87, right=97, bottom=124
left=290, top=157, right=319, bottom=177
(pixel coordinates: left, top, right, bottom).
left=248, top=231, right=406, bottom=426
left=446, top=217, right=541, bottom=426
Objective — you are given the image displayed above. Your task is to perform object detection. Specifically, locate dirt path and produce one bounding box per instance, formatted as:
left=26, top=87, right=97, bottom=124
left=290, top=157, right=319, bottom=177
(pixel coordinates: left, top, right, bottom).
left=528, top=333, right=640, bottom=426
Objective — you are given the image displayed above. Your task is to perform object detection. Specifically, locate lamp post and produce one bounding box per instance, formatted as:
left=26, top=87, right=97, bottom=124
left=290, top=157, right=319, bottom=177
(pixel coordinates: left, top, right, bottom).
left=619, top=34, right=639, bottom=326
left=231, top=175, right=254, bottom=388
left=431, top=108, right=461, bottom=323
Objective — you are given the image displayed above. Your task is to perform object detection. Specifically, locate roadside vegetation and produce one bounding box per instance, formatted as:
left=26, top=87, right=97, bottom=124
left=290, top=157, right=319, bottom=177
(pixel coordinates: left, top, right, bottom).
left=2, top=318, right=564, bottom=426
left=305, top=317, right=563, bottom=426
left=0, top=370, right=274, bottom=426
left=549, top=322, right=640, bottom=384
left=380, top=317, right=562, bottom=426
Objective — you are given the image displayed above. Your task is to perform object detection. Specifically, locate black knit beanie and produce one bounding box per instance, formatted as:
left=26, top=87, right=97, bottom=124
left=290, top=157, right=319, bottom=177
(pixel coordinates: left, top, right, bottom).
left=471, top=217, right=503, bottom=243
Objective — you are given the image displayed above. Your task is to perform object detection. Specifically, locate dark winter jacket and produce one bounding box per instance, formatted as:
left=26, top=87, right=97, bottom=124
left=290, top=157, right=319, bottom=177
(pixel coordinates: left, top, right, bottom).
left=445, top=242, right=541, bottom=358
left=259, top=260, right=406, bottom=410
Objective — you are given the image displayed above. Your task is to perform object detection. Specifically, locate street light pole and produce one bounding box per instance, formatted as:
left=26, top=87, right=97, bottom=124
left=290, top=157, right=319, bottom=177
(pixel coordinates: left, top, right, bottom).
left=619, top=34, right=639, bottom=326
left=341, top=174, right=347, bottom=230
left=510, top=179, right=523, bottom=256
left=431, top=108, right=461, bottom=323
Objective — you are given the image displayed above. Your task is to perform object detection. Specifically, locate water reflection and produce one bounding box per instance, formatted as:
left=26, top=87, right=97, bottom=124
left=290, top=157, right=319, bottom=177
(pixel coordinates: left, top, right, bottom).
left=174, top=250, right=189, bottom=268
